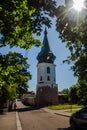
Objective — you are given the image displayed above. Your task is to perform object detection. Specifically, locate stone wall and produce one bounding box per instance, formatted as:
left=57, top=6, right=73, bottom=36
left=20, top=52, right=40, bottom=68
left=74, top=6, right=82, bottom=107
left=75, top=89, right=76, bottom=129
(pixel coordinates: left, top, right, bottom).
left=36, top=86, right=58, bottom=106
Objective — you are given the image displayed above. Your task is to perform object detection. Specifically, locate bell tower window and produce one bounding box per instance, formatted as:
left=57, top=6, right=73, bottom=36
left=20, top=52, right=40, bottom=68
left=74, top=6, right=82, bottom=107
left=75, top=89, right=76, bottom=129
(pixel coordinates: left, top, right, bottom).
left=40, top=76, right=42, bottom=81
left=47, top=67, right=50, bottom=74
left=47, top=76, right=50, bottom=81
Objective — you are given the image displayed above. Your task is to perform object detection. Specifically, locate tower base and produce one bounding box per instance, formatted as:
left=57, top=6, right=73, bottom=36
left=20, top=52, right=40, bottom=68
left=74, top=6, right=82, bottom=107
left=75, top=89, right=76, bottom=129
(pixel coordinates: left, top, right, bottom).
left=36, top=86, right=58, bottom=106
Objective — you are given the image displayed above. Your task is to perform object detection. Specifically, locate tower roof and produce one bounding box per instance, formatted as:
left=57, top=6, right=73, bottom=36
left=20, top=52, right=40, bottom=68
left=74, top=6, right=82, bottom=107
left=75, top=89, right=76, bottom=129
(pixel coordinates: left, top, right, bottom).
left=37, top=28, right=56, bottom=63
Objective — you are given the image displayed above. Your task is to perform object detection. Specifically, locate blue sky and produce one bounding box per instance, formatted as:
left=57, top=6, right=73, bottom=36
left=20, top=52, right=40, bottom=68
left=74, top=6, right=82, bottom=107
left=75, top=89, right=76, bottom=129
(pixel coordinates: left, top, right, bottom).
left=0, top=0, right=77, bottom=92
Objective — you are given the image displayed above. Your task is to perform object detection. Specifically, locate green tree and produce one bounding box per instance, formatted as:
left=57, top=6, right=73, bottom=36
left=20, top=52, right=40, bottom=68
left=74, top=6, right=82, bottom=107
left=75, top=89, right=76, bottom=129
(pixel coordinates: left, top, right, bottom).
left=60, top=88, right=69, bottom=103
left=0, top=52, right=31, bottom=107
left=55, top=1, right=87, bottom=100
left=61, top=88, right=69, bottom=95
left=72, top=55, right=87, bottom=102
left=0, top=0, right=57, bottom=109
left=77, top=80, right=87, bottom=103
left=0, top=0, right=56, bottom=48
left=68, top=85, right=79, bottom=104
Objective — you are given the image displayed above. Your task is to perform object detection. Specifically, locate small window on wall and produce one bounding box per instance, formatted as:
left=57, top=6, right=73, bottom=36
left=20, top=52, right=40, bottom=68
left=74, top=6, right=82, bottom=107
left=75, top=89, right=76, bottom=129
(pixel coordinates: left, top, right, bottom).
left=40, top=76, right=42, bottom=81
left=47, top=76, right=50, bottom=81
left=47, top=67, right=50, bottom=73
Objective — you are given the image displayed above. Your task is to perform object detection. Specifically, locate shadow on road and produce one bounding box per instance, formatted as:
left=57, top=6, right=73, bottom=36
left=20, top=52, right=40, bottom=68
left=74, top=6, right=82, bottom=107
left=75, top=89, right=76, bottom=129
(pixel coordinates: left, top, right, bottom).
left=57, top=127, right=71, bottom=130
left=16, top=106, right=43, bottom=112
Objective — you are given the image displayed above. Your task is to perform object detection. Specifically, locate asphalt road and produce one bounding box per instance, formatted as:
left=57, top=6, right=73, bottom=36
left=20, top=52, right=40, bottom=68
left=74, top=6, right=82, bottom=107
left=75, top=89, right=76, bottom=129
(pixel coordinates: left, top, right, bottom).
left=17, top=101, right=70, bottom=130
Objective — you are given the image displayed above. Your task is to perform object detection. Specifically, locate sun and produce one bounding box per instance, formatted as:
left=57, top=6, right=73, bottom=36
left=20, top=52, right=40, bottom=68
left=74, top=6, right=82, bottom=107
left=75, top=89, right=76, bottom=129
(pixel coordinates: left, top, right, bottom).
left=73, top=0, right=85, bottom=12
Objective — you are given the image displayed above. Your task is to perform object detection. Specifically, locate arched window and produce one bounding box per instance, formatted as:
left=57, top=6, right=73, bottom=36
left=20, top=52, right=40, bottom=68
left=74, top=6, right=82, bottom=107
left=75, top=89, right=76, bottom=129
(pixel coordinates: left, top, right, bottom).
left=40, top=76, right=42, bottom=81
left=47, top=67, right=50, bottom=73
left=47, top=76, right=50, bottom=81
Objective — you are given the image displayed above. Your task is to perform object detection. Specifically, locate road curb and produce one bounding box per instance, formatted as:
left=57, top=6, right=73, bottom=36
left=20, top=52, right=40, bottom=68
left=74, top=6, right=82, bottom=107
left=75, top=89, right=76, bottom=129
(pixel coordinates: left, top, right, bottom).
left=54, top=112, right=70, bottom=117
left=16, top=112, right=22, bottom=130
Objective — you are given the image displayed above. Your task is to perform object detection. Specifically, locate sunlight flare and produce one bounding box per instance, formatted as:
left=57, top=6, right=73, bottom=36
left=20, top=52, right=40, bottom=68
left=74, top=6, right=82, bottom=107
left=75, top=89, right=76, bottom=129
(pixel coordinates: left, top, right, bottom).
left=73, top=0, right=85, bottom=12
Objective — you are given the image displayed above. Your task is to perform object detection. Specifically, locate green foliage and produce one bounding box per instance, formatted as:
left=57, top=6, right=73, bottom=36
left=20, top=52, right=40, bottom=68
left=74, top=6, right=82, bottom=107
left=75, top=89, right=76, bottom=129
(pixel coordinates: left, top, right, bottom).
left=61, top=88, right=69, bottom=95
left=0, top=0, right=56, bottom=48
left=48, top=104, right=82, bottom=110
left=56, top=2, right=87, bottom=100
left=0, top=52, right=31, bottom=103
left=72, top=55, right=87, bottom=102
left=77, top=80, right=87, bottom=102
left=56, top=5, right=87, bottom=64
left=68, top=84, right=80, bottom=104
left=0, top=0, right=57, bottom=107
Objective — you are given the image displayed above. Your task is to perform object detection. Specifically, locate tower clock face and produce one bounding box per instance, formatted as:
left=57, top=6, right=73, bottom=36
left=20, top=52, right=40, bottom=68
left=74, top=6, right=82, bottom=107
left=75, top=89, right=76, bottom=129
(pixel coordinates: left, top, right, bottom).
left=46, top=55, right=51, bottom=60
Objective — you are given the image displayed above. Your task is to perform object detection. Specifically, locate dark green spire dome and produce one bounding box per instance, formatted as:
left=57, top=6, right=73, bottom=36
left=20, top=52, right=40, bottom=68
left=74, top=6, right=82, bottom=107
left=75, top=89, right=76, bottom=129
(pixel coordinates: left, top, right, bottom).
left=37, top=28, right=56, bottom=63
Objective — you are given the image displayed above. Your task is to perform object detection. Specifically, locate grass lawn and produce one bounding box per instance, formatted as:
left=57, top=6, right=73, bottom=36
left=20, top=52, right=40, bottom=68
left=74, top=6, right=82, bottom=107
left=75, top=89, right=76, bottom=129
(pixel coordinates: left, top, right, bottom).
left=48, top=104, right=83, bottom=110
left=65, top=109, right=80, bottom=113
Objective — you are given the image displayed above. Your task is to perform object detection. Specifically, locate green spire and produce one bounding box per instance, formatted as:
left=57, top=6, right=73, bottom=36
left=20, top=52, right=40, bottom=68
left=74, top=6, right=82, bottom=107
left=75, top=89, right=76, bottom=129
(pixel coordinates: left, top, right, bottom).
left=37, top=28, right=56, bottom=63
left=42, top=28, right=51, bottom=54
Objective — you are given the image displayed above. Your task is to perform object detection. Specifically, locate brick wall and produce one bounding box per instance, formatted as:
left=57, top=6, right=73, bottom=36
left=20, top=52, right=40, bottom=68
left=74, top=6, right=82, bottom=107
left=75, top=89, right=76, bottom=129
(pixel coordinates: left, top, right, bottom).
left=36, top=86, right=58, bottom=106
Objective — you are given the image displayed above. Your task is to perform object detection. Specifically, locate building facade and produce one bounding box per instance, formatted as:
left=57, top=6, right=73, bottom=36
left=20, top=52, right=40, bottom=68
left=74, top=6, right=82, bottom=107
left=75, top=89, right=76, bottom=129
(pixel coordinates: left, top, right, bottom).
left=36, top=28, right=58, bottom=106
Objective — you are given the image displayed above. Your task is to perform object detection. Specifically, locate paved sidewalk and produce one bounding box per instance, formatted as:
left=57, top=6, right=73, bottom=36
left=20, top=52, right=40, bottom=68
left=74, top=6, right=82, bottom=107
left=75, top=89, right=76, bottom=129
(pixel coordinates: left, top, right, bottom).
left=0, top=101, right=23, bottom=130
left=42, top=107, right=82, bottom=117
left=0, top=111, right=17, bottom=130
left=0, top=100, right=30, bottom=130
left=42, top=107, right=71, bottom=117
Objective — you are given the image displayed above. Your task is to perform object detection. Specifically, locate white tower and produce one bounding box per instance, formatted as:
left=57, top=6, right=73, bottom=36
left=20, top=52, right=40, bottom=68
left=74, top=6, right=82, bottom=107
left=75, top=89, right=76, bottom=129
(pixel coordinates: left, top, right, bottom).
left=36, top=29, right=58, bottom=106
